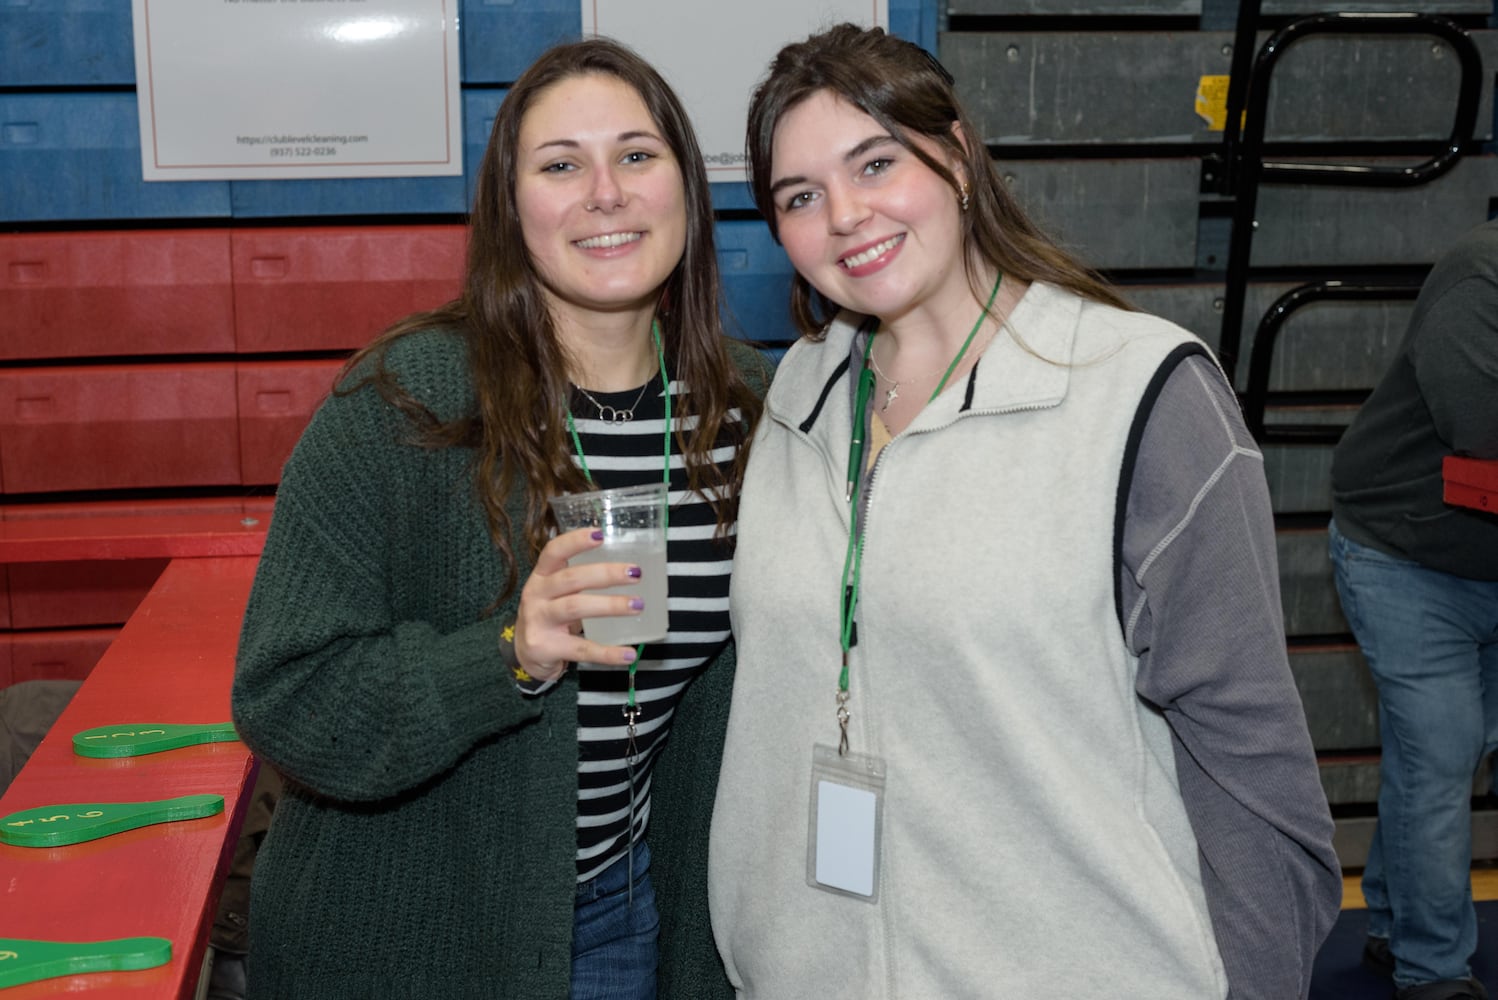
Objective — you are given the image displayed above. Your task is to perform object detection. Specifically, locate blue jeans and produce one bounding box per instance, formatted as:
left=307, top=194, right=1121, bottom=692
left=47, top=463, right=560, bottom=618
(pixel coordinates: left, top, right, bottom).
left=571, top=841, right=658, bottom=1000
left=1329, top=520, right=1498, bottom=989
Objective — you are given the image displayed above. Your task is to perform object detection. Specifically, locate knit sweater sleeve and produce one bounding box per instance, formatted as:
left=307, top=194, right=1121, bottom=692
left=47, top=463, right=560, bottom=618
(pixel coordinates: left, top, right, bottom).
left=1119, top=354, right=1342, bottom=1000
left=232, top=346, right=545, bottom=804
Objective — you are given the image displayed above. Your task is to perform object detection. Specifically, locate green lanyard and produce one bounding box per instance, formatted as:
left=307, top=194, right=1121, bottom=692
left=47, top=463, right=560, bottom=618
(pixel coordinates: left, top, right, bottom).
left=564, top=320, right=671, bottom=714
left=835, top=274, right=1002, bottom=755
left=562, top=321, right=669, bottom=897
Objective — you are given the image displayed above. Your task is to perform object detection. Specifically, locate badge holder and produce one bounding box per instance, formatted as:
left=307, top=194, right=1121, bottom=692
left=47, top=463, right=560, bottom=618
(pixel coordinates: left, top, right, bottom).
left=806, top=743, right=886, bottom=903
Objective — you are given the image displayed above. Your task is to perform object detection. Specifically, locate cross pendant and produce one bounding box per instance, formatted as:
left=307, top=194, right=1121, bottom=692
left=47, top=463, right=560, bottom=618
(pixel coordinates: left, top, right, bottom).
left=882, top=384, right=900, bottom=410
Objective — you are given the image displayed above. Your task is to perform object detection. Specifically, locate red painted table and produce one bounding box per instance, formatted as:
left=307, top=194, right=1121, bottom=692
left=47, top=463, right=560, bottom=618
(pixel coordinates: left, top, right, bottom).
left=0, top=512, right=267, bottom=564
left=0, top=557, right=260, bottom=998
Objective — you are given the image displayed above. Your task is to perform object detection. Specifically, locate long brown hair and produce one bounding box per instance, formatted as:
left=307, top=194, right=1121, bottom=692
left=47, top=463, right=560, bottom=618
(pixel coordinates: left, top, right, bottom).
left=342, top=38, right=762, bottom=599
left=746, top=23, right=1132, bottom=338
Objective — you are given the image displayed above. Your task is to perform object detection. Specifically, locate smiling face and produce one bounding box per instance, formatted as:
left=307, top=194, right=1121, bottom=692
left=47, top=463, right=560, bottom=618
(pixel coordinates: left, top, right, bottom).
left=514, top=73, right=688, bottom=336
left=769, top=90, right=970, bottom=330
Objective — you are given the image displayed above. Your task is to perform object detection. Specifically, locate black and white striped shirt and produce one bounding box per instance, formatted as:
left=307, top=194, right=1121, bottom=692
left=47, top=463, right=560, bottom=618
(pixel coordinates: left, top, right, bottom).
left=564, top=373, right=738, bottom=882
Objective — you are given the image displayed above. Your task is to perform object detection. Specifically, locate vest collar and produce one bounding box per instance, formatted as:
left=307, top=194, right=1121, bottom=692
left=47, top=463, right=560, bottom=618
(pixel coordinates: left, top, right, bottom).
left=770, top=281, right=1080, bottom=438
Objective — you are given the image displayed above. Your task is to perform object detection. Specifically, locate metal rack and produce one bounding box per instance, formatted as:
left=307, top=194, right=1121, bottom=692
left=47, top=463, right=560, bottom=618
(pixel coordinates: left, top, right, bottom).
left=1209, top=5, right=1483, bottom=395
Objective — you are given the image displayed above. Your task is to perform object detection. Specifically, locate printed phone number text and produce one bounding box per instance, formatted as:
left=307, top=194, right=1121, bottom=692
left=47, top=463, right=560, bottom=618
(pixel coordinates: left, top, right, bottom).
left=268, top=146, right=339, bottom=158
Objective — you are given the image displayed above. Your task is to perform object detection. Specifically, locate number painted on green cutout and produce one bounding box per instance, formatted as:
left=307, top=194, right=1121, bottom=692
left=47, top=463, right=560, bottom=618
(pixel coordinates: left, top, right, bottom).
left=0, top=795, right=223, bottom=848
left=0, top=938, right=171, bottom=989
left=73, top=722, right=238, bottom=758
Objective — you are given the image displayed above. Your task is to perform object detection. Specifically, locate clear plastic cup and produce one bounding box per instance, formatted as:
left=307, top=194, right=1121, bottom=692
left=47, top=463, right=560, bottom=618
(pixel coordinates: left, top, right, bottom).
left=547, top=481, right=668, bottom=646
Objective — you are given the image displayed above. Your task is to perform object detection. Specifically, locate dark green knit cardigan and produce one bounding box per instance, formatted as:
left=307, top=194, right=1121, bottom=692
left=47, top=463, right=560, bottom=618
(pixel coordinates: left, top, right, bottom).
left=232, top=330, right=767, bottom=999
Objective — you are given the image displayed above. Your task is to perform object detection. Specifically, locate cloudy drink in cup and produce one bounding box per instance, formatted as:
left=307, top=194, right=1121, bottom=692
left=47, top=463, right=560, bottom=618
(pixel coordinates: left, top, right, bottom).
left=568, top=530, right=668, bottom=645
left=548, top=482, right=669, bottom=647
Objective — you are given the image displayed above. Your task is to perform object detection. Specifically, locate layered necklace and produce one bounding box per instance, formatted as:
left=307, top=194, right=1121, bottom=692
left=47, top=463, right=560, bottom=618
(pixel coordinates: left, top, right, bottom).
left=869, top=273, right=1003, bottom=411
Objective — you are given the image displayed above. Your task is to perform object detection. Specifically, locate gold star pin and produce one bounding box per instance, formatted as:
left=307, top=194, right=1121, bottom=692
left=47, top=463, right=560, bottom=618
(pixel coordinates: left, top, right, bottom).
left=511, top=664, right=533, bottom=683
left=501, top=625, right=515, bottom=644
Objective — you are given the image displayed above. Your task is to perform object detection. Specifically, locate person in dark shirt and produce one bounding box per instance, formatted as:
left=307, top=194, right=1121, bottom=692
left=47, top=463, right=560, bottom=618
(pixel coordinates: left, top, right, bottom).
left=1330, top=219, right=1498, bottom=1000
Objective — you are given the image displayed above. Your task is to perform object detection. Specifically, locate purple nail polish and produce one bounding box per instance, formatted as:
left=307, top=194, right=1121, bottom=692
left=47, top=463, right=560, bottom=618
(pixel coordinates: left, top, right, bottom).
left=628, top=598, right=645, bottom=611
left=590, top=530, right=604, bottom=541
left=622, top=648, right=638, bottom=663
left=627, top=566, right=642, bottom=579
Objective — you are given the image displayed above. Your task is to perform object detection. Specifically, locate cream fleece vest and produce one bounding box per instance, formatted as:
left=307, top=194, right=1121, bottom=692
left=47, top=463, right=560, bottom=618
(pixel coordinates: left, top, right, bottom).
left=710, top=283, right=1229, bottom=999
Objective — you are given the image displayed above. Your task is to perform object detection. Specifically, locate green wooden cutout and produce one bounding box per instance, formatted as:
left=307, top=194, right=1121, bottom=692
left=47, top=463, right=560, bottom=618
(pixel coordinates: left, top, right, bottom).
left=0, top=794, right=224, bottom=848
left=73, top=722, right=239, bottom=758
left=0, top=936, right=171, bottom=989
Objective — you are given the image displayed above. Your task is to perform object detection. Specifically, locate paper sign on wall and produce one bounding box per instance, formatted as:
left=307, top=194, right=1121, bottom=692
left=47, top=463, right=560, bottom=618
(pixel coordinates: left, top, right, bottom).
left=585, top=0, right=889, bottom=187
left=131, top=0, right=462, bottom=181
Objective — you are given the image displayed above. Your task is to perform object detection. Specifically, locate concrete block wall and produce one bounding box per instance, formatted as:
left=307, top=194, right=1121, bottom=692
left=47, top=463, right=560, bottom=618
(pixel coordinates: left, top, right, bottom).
left=939, top=0, right=1496, bottom=865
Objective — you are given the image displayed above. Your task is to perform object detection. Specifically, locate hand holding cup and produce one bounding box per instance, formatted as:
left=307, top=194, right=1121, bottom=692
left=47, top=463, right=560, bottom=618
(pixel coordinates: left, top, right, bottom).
left=513, top=527, right=646, bottom=681
left=514, top=483, right=668, bottom=680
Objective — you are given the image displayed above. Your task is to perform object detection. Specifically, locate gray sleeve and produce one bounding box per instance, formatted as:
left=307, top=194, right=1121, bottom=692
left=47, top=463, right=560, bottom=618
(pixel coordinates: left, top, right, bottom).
left=1120, top=354, right=1342, bottom=1000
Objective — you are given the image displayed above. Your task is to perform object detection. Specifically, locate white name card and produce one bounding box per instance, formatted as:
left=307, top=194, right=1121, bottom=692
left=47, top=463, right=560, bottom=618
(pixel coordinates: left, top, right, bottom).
left=585, top=0, right=889, bottom=187
left=132, top=0, right=463, bottom=181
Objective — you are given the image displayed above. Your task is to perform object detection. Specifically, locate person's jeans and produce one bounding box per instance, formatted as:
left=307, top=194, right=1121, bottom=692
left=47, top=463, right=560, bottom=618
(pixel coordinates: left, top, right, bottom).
left=1329, top=519, right=1498, bottom=989
left=571, top=840, right=658, bottom=1000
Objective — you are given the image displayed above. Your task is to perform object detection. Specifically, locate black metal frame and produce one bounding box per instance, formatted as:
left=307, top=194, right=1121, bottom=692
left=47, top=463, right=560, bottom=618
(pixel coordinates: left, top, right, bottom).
left=1210, top=5, right=1482, bottom=386
left=1239, top=279, right=1422, bottom=443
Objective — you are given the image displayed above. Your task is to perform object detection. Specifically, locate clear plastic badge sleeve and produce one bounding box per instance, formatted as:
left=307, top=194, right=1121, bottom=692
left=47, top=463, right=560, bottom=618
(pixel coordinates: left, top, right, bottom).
left=806, top=743, right=887, bottom=903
